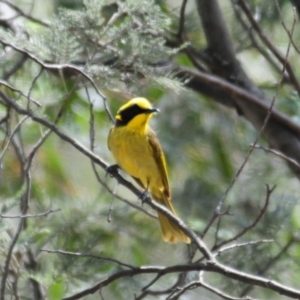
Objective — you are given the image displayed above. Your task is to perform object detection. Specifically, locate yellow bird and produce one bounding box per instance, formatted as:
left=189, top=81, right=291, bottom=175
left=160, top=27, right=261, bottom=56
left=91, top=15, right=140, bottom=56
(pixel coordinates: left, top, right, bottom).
left=107, top=97, right=190, bottom=244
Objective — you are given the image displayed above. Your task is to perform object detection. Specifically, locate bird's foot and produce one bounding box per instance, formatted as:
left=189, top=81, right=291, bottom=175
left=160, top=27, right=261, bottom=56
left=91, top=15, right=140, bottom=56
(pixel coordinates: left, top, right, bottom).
left=139, top=189, right=151, bottom=205
left=106, top=164, right=119, bottom=178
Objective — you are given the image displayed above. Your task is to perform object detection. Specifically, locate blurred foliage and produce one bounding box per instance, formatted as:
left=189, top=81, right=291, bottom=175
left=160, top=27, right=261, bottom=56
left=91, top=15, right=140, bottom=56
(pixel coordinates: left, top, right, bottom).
left=0, top=0, right=300, bottom=299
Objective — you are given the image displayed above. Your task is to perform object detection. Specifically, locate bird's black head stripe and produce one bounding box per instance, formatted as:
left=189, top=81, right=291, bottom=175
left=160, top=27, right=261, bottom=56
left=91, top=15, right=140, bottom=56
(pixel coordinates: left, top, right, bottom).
left=116, top=104, right=150, bottom=126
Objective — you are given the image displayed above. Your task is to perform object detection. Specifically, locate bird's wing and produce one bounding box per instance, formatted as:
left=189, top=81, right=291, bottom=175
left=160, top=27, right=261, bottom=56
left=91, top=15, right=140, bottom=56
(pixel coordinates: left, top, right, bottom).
left=132, top=176, right=145, bottom=189
left=147, top=129, right=171, bottom=199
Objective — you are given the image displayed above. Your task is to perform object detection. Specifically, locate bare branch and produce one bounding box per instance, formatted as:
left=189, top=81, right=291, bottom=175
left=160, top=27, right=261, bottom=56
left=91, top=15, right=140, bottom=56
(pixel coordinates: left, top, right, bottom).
left=40, top=249, right=135, bottom=269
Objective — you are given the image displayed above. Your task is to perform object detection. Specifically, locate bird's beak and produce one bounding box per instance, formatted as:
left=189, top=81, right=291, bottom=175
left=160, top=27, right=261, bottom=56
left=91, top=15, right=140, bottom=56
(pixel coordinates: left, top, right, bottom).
left=149, top=108, right=159, bottom=113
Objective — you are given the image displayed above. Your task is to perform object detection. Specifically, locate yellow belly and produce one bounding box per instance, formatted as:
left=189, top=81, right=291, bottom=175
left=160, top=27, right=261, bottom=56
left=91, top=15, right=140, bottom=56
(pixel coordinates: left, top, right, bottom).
left=108, top=127, right=162, bottom=190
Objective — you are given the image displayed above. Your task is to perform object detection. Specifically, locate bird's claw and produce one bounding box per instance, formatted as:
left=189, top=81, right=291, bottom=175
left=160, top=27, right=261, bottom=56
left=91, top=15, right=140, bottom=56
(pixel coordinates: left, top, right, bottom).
left=106, top=164, right=119, bottom=178
left=139, top=189, right=150, bottom=205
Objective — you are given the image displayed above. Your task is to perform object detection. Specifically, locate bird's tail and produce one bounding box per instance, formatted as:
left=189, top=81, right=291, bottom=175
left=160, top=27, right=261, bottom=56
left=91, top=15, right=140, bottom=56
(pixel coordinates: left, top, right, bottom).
left=156, top=194, right=191, bottom=244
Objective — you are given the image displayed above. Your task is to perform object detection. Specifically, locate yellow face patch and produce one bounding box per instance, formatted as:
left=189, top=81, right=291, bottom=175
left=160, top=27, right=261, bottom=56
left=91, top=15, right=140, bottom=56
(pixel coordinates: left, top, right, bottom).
left=116, top=115, right=122, bottom=121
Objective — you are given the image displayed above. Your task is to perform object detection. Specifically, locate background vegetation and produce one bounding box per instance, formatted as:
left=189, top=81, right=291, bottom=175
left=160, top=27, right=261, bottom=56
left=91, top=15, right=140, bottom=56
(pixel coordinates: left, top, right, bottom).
left=1, top=0, right=300, bottom=299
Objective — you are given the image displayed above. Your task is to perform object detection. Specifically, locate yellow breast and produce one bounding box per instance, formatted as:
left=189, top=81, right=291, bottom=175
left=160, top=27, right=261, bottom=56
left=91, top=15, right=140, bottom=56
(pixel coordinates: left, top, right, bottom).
left=108, top=126, right=161, bottom=189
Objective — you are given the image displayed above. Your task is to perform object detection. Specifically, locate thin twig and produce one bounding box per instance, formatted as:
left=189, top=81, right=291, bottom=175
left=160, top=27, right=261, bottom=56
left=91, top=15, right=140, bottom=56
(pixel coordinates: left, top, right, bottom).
left=142, top=273, right=163, bottom=291
left=85, top=86, right=115, bottom=222
left=98, top=2, right=126, bottom=40
left=40, top=249, right=136, bottom=269
left=0, top=38, right=107, bottom=111
left=201, top=206, right=232, bottom=239
left=0, top=0, right=50, bottom=27
left=240, top=236, right=295, bottom=296
left=167, top=280, right=201, bottom=300
left=107, top=182, right=118, bottom=222
left=27, top=67, right=43, bottom=109
left=252, top=144, right=300, bottom=170
left=198, top=273, right=255, bottom=300
left=215, top=239, right=274, bottom=258
left=187, top=206, right=232, bottom=263
left=237, top=0, right=300, bottom=94
left=0, top=115, right=28, bottom=165
left=211, top=185, right=275, bottom=251
left=0, top=80, right=41, bottom=107
left=103, top=96, right=114, bottom=124
left=169, top=277, right=254, bottom=300
left=0, top=209, right=60, bottom=219
left=231, top=1, right=287, bottom=80
left=275, top=4, right=300, bottom=55
left=135, top=277, right=183, bottom=300
left=2, top=54, right=27, bottom=81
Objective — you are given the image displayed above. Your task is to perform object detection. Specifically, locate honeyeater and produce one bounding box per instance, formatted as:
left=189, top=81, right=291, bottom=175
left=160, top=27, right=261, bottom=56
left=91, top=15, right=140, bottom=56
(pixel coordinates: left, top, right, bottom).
left=107, top=97, right=190, bottom=244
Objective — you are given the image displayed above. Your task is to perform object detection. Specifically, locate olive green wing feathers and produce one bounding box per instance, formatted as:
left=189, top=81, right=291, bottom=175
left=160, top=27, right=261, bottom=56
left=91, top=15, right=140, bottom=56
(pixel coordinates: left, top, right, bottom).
left=147, top=129, right=171, bottom=199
